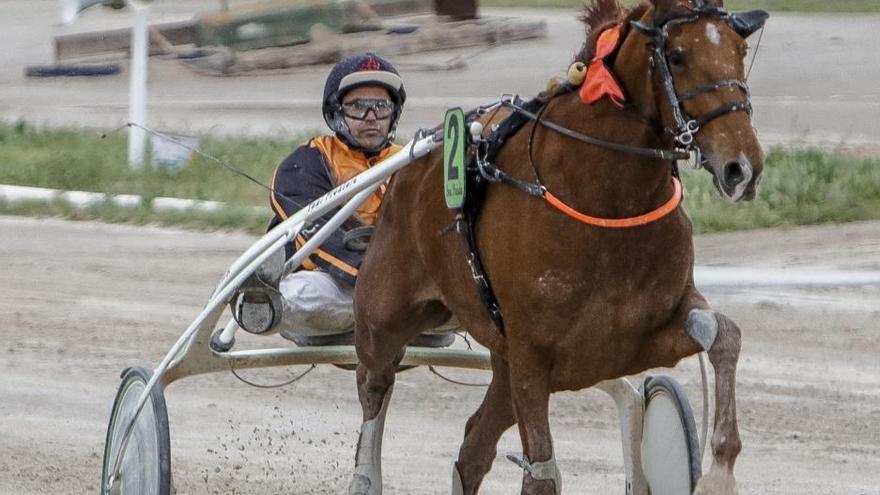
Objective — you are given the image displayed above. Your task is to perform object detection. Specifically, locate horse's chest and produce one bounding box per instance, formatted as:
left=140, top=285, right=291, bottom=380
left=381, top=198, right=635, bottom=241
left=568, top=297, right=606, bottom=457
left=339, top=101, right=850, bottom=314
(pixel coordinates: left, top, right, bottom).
left=519, top=239, right=689, bottom=330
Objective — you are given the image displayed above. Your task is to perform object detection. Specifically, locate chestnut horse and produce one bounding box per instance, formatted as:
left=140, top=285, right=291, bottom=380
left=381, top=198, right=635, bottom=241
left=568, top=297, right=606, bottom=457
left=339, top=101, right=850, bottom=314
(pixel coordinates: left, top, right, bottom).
left=350, top=0, right=766, bottom=493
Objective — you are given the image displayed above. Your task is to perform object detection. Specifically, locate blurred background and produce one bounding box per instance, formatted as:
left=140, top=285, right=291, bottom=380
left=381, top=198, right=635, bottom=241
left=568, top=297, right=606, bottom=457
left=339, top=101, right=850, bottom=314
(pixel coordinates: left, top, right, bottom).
left=2, top=0, right=879, bottom=229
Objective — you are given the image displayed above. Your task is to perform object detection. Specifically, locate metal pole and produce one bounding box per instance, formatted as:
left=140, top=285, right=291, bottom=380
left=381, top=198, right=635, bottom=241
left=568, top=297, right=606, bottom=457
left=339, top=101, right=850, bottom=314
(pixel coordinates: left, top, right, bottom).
left=128, top=4, right=149, bottom=168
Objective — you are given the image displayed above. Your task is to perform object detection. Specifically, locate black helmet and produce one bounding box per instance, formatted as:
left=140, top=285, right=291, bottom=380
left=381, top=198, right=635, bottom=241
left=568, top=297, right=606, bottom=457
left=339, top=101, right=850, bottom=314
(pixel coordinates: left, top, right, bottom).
left=322, top=53, right=407, bottom=153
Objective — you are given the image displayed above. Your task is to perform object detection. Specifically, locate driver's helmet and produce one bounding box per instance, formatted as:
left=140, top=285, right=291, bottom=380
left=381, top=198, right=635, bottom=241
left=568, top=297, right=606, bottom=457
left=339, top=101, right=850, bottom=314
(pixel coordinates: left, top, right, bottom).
left=322, top=53, right=407, bottom=153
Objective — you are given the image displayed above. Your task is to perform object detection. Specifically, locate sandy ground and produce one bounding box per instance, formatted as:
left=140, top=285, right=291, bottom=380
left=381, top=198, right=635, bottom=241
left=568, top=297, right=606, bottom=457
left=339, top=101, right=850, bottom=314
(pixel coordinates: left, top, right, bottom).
left=2, top=2, right=880, bottom=153
left=0, top=215, right=878, bottom=494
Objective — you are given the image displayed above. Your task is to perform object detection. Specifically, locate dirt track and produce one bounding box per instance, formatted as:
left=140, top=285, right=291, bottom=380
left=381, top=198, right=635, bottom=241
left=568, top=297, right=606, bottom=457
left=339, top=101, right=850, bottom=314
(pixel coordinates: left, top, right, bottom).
left=0, top=215, right=878, bottom=494
left=2, top=4, right=880, bottom=492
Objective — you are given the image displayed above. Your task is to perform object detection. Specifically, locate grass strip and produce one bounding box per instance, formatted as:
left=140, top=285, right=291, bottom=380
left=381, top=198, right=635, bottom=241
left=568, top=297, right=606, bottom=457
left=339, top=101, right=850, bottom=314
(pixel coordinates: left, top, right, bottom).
left=0, top=120, right=302, bottom=209
left=683, top=147, right=880, bottom=233
left=2, top=121, right=879, bottom=235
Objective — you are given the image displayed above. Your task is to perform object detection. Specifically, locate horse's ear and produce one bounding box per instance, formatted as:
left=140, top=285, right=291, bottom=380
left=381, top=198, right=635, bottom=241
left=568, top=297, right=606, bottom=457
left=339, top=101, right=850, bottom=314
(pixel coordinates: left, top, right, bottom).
left=730, top=9, right=769, bottom=38
left=651, top=0, right=717, bottom=15
left=649, top=0, right=680, bottom=24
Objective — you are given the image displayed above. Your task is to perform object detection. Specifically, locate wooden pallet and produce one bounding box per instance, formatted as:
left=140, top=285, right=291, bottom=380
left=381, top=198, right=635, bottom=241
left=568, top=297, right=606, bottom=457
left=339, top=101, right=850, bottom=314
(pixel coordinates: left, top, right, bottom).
left=182, top=15, right=547, bottom=76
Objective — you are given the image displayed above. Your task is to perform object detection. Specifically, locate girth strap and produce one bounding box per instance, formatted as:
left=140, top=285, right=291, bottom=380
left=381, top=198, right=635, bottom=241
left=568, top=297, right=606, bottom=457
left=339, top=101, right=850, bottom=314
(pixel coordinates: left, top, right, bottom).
left=457, top=212, right=505, bottom=333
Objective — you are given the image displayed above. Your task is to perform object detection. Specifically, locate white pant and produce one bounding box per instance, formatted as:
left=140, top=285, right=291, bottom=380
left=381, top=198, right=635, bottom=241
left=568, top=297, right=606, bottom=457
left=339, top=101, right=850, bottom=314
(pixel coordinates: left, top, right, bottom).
left=278, top=270, right=354, bottom=336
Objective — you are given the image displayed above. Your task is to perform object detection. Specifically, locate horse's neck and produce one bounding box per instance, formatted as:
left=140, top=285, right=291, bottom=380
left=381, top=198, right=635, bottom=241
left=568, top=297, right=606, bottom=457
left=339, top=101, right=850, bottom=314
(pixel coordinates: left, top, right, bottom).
left=530, top=91, right=673, bottom=218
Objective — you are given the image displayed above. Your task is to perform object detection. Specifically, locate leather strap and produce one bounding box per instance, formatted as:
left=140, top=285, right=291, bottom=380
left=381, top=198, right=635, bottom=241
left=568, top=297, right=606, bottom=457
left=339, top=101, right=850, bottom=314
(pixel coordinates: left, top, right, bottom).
left=544, top=177, right=682, bottom=228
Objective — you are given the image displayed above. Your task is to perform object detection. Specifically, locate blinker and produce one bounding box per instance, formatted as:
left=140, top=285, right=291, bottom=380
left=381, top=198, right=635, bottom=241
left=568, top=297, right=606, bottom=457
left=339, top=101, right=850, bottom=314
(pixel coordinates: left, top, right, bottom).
left=729, top=10, right=769, bottom=38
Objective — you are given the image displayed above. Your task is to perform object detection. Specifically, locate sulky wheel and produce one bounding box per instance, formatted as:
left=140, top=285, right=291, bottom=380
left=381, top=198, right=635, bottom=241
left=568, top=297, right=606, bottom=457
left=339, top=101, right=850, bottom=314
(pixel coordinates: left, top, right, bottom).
left=640, top=374, right=702, bottom=495
left=101, top=366, right=171, bottom=495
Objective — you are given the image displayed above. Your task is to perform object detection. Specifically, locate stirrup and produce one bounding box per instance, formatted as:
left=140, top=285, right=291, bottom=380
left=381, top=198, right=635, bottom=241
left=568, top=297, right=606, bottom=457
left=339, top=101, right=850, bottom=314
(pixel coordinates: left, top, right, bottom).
left=231, top=248, right=285, bottom=334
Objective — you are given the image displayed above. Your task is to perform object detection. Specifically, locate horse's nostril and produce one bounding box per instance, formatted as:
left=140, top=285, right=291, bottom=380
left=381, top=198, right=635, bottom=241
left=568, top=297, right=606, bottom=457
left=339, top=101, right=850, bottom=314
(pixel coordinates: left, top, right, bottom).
left=723, top=161, right=746, bottom=185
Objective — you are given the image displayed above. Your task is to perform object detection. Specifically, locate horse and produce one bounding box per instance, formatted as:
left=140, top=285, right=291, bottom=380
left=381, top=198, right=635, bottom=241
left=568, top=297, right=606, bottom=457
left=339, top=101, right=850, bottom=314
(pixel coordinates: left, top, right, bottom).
left=348, top=0, right=766, bottom=493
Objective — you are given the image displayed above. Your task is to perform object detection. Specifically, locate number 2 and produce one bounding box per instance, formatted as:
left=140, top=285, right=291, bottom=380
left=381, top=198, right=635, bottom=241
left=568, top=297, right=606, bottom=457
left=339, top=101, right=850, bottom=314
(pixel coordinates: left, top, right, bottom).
left=446, top=114, right=460, bottom=181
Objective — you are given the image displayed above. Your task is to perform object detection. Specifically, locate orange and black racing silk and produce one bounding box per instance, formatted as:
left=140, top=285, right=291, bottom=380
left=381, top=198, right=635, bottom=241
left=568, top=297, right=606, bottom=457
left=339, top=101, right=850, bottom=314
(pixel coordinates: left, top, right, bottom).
left=268, top=135, right=402, bottom=286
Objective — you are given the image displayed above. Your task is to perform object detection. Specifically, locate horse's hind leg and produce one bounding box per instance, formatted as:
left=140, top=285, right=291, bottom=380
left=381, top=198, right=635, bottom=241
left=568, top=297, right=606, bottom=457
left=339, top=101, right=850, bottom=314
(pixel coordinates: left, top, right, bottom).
left=349, top=290, right=450, bottom=494
left=692, top=310, right=743, bottom=495
left=509, top=363, right=560, bottom=495
left=453, top=354, right=516, bottom=495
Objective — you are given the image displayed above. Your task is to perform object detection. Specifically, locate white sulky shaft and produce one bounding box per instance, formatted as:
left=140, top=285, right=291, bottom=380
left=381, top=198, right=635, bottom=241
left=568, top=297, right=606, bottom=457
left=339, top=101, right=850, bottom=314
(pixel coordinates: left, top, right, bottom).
left=105, top=130, right=444, bottom=491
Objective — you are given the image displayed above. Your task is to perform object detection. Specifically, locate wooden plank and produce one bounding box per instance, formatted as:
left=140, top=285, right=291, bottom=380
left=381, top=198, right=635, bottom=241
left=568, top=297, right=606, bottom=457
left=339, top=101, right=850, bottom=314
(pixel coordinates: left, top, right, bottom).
left=54, top=20, right=199, bottom=61
left=183, top=16, right=548, bottom=75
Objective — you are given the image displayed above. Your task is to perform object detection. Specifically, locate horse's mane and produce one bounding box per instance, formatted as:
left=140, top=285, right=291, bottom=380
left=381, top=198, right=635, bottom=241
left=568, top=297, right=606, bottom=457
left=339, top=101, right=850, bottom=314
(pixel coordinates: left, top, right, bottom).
left=538, top=0, right=650, bottom=98
left=575, top=0, right=650, bottom=63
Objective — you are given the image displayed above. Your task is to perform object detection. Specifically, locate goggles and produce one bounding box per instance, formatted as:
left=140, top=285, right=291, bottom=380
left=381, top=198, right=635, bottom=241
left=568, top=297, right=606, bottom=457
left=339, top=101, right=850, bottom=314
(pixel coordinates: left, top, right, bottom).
left=341, top=98, right=395, bottom=120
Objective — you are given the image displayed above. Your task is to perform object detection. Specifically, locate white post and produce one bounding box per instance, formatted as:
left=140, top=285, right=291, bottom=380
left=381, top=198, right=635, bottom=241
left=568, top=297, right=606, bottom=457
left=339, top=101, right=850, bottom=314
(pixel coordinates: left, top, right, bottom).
left=128, top=4, right=149, bottom=168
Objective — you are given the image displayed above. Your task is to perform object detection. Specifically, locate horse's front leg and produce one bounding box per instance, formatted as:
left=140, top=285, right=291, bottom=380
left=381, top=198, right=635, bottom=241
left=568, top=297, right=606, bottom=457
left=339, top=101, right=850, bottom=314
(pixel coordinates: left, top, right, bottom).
left=453, top=353, right=516, bottom=495
left=691, top=310, right=743, bottom=495
left=348, top=355, right=400, bottom=495
left=633, top=284, right=743, bottom=494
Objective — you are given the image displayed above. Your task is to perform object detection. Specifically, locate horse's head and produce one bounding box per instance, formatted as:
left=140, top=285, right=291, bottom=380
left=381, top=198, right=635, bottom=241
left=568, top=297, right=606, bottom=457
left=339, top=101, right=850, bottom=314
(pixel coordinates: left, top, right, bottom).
left=627, top=0, right=768, bottom=201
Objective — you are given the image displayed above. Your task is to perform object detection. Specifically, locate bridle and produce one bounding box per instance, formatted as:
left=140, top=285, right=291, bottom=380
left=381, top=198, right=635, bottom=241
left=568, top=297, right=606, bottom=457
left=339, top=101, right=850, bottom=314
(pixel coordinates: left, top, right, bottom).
left=467, top=2, right=767, bottom=227
left=631, top=1, right=757, bottom=151
left=485, top=2, right=767, bottom=174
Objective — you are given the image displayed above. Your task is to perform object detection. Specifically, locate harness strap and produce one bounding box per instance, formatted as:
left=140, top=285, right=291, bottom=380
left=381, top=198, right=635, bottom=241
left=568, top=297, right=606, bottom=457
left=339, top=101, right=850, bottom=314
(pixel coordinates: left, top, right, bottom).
left=544, top=177, right=682, bottom=228
left=473, top=97, right=686, bottom=229
left=458, top=212, right=505, bottom=332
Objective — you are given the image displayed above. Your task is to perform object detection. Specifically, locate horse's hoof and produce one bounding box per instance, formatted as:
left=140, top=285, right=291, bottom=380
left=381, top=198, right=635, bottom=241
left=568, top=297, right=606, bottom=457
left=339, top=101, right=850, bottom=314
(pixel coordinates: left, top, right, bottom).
left=348, top=473, right=374, bottom=495
left=694, top=464, right=737, bottom=495
left=451, top=463, right=464, bottom=495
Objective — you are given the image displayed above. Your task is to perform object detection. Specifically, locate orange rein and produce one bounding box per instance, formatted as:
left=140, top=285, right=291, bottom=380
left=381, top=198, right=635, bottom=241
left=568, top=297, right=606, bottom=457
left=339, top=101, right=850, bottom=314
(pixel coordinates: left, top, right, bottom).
left=543, top=177, right=682, bottom=228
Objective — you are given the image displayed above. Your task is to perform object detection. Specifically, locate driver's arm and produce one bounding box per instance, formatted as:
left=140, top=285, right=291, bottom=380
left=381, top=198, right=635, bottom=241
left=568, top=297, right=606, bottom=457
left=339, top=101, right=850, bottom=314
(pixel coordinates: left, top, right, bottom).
left=269, top=145, right=364, bottom=287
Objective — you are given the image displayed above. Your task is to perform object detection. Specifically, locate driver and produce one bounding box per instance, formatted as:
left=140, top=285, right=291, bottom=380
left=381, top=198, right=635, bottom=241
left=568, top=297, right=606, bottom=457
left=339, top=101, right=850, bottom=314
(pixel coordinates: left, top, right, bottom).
left=241, top=53, right=452, bottom=348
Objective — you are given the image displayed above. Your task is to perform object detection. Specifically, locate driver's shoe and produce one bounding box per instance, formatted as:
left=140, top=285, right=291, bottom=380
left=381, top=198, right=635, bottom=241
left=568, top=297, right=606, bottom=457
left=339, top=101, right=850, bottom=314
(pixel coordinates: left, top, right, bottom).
left=231, top=248, right=286, bottom=335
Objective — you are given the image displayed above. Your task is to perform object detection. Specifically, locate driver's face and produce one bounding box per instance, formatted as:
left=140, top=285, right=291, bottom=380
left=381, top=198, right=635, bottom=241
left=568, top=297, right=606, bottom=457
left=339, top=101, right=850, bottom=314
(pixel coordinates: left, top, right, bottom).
left=342, top=86, right=393, bottom=151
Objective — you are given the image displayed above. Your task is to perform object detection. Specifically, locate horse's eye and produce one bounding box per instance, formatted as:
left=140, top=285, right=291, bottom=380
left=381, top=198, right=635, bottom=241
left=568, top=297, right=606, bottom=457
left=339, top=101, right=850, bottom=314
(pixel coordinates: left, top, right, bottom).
left=667, top=49, right=687, bottom=67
